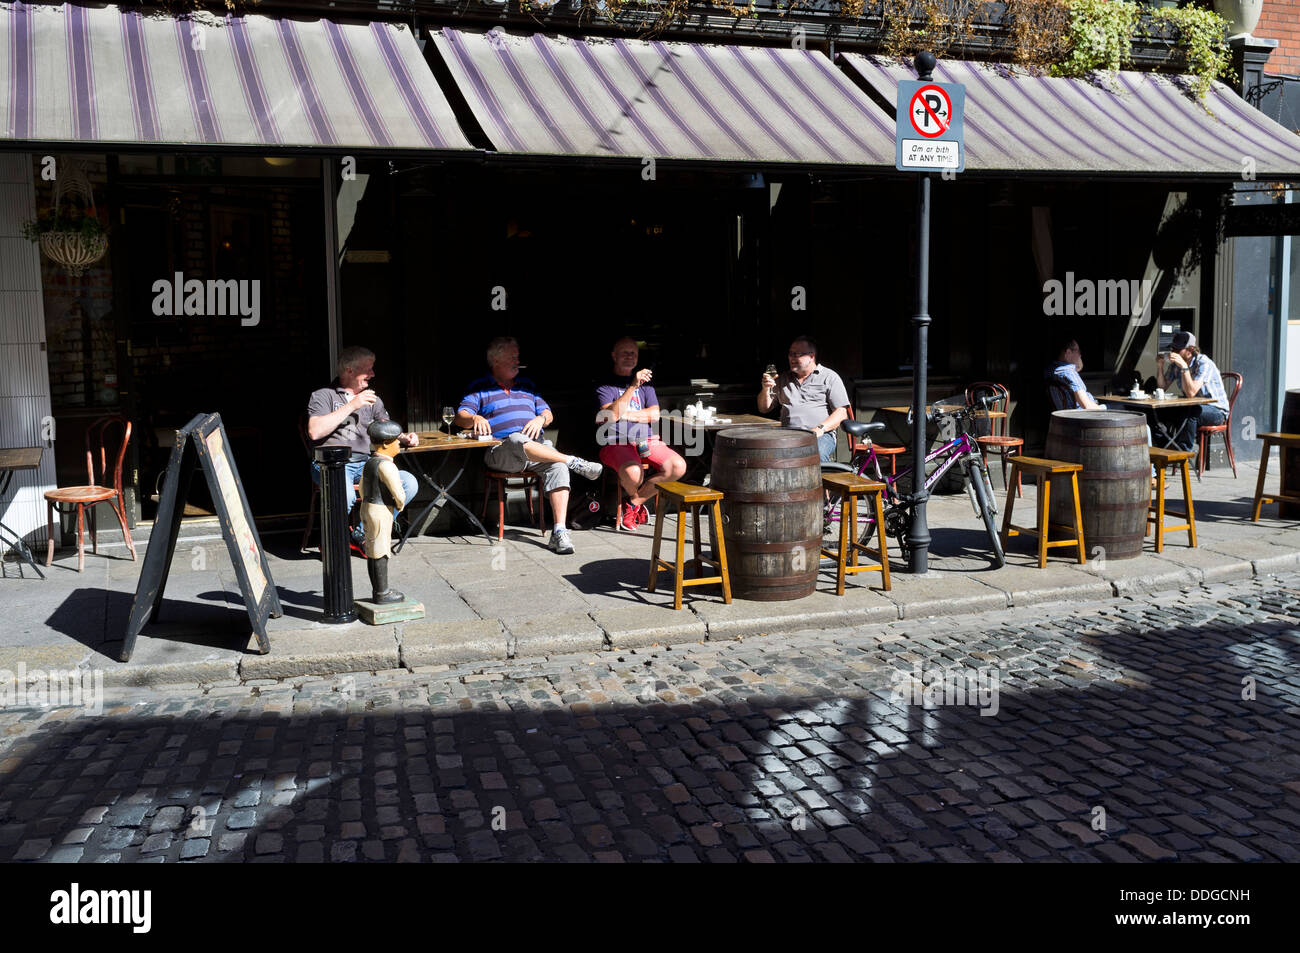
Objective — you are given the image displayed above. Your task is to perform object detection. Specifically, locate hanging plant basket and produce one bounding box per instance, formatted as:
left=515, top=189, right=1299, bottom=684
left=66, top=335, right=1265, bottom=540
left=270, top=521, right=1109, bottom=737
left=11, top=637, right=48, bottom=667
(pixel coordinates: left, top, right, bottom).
left=37, top=230, right=108, bottom=276
left=20, top=157, right=110, bottom=277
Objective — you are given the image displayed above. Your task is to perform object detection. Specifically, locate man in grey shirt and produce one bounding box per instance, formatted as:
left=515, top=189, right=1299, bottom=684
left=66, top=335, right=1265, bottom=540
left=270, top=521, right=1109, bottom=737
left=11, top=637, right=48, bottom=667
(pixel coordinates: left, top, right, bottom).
left=306, top=345, right=419, bottom=526
left=757, top=335, right=851, bottom=462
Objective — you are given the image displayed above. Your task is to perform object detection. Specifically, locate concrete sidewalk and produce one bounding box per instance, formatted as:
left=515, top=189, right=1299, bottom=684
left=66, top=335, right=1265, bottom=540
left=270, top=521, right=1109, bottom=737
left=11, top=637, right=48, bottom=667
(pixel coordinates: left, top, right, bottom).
left=2, top=451, right=1296, bottom=688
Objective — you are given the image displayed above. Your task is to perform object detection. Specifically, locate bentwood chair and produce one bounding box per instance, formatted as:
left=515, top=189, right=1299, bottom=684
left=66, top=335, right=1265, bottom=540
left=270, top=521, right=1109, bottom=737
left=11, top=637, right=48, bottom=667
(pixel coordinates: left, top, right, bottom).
left=967, top=382, right=1023, bottom=497
left=44, top=414, right=137, bottom=572
left=1197, top=371, right=1242, bottom=479
left=846, top=406, right=904, bottom=476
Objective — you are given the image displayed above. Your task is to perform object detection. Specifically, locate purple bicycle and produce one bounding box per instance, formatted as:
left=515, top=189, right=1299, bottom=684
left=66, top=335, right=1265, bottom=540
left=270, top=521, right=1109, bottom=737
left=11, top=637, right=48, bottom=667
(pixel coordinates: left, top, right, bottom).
left=824, top=394, right=1005, bottom=568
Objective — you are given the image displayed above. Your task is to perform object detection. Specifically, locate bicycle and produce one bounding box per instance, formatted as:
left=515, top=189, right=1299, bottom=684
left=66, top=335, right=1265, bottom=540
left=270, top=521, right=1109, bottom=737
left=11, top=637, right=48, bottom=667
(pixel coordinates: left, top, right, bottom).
left=823, top=395, right=1005, bottom=568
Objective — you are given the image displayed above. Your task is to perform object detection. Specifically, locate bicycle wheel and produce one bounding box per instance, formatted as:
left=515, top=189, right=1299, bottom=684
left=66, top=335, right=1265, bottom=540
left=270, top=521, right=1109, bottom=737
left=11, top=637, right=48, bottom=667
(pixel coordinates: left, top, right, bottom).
left=967, top=461, right=1005, bottom=568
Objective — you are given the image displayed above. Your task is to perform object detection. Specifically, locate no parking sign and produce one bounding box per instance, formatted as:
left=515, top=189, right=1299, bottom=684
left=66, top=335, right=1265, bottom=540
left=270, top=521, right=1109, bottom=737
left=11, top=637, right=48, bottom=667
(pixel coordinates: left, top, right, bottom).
left=895, top=80, right=965, bottom=173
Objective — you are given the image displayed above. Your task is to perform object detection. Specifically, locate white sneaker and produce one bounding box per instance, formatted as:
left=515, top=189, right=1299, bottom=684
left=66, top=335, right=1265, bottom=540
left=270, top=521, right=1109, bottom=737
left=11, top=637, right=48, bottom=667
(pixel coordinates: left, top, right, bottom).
left=568, top=456, right=603, bottom=481
left=549, top=526, right=575, bottom=555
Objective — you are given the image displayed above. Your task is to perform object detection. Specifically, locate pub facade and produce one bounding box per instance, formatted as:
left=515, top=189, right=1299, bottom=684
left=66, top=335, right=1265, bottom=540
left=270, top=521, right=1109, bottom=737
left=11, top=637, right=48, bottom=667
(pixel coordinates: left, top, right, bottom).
left=2, top=0, right=1299, bottom=550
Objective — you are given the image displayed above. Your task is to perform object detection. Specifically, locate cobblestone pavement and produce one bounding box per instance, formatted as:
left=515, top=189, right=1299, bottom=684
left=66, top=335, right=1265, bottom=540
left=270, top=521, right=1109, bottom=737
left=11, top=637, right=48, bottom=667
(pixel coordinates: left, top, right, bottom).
left=2, top=572, right=1299, bottom=863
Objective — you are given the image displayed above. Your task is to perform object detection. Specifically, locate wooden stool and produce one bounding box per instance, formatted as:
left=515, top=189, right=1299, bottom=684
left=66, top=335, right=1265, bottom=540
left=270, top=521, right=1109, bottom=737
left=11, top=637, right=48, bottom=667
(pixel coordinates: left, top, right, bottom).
left=1251, top=432, right=1300, bottom=521
left=1000, top=456, right=1085, bottom=568
left=482, top=470, right=546, bottom=540
left=1147, top=448, right=1196, bottom=552
left=647, top=481, right=731, bottom=610
left=820, top=473, right=890, bottom=595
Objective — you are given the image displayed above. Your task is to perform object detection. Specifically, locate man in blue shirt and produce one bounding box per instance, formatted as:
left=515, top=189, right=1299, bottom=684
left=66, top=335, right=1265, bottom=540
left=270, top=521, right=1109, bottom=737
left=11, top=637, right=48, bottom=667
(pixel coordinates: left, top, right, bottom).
left=1046, top=339, right=1106, bottom=410
left=1157, top=331, right=1229, bottom=452
left=456, top=337, right=602, bottom=555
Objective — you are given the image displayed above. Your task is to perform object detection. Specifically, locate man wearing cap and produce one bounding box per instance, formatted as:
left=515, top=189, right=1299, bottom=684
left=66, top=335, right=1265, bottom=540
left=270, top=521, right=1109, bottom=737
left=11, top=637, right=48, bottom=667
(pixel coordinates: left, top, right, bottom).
left=1157, top=331, right=1229, bottom=452
left=307, top=345, right=420, bottom=551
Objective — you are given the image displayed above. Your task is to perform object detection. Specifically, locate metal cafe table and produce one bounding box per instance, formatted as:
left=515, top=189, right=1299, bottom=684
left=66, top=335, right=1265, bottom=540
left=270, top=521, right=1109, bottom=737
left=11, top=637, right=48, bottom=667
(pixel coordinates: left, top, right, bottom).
left=393, top=431, right=501, bottom=551
left=1098, top=394, right=1217, bottom=449
left=0, top=447, right=44, bottom=578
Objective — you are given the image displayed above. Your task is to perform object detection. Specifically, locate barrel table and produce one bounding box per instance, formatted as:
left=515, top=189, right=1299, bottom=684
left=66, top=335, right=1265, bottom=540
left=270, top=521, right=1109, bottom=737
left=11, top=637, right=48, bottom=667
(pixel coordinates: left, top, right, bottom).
left=1045, top=410, right=1150, bottom=561
left=710, top=427, right=822, bottom=601
left=1281, top=389, right=1300, bottom=519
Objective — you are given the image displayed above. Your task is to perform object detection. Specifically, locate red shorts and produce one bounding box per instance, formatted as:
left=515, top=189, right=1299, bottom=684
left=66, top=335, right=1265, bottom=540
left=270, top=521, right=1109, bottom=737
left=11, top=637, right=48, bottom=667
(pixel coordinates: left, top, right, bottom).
left=599, top=437, right=682, bottom=473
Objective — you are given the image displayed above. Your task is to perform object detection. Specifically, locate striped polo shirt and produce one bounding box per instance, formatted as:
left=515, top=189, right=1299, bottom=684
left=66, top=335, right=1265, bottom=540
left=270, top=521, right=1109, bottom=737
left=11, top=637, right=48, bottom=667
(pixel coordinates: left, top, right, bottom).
left=459, top=376, right=551, bottom=438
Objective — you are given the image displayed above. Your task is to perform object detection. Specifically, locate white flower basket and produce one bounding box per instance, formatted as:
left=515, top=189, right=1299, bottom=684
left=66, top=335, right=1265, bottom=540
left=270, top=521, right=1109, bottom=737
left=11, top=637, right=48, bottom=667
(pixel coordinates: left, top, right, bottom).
left=38, top=230, right=108, bottom=277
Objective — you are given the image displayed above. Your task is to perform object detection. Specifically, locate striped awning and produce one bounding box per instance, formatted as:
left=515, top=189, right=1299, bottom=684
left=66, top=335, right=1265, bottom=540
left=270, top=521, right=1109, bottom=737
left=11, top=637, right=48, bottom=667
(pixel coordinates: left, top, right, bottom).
left=840, top=54, right=1300, bottom=178
left=431, top=27, right=896, bottom=166
left=0, top=1, right=474, bottom=151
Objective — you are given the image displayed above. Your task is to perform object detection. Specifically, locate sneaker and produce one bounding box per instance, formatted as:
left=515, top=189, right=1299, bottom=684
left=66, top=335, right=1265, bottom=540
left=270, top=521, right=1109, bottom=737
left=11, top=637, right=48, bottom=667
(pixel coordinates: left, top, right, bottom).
left=549, top=526, right=575, bottom=555
left=635, top=503, right=649, bottom=525
left=568, top=456, right=603, bottom=481
left=620, top=505, right=640, bottom=533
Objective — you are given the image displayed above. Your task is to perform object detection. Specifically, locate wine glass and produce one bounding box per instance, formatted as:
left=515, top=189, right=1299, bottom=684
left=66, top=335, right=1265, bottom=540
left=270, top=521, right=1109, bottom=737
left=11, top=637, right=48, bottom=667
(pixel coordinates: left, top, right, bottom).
left=441, top=406, right=455, bottom=434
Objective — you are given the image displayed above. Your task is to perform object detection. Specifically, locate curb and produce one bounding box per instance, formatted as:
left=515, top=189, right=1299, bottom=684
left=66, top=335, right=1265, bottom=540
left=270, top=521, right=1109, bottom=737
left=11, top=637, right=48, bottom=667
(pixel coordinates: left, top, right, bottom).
left=86, top=553, right=1277, bottom=694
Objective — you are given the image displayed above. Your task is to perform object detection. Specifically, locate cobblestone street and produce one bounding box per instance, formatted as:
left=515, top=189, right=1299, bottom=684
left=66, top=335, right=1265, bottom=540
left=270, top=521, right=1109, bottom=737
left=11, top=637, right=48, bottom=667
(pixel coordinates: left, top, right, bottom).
left=2, top=572, right=1299, bottom=864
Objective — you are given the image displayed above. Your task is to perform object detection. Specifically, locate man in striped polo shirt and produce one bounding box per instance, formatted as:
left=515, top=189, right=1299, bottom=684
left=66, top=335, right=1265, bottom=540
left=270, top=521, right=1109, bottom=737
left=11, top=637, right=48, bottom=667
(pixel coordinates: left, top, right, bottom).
left=455, top=337, right=602, bottom=555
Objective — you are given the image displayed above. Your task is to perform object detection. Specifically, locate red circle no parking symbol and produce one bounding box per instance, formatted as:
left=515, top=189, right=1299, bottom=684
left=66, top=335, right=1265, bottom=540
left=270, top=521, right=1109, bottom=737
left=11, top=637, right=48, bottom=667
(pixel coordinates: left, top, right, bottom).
left=908, top=85, right=952, bottom=138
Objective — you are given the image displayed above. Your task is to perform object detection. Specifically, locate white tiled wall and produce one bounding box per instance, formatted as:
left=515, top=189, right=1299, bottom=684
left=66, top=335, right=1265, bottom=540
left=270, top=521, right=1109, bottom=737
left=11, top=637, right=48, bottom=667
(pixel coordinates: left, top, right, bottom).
left=0, top=153, right=56, bottom=549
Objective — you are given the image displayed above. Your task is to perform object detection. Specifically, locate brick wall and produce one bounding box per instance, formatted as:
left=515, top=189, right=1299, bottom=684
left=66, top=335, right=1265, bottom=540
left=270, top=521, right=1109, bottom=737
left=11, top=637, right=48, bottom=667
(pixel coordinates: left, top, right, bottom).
left=1259, top=0, right=1300, bottom=75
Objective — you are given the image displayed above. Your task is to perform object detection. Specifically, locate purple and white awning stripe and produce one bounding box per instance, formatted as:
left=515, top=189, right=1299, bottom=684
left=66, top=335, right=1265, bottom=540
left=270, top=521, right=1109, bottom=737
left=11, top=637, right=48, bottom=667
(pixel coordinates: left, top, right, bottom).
left=839, top=54, right=1300, bottom=177
left=431, top=27, right=897, bottom=165
left=0, top=1, right=473, bottom=151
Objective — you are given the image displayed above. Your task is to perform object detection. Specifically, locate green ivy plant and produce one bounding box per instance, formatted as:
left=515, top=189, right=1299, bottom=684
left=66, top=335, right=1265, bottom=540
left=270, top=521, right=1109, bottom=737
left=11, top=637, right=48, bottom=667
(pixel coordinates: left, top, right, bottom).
left=1049, top=0, right=1231, bottom=101
left=1051, top=0, right=1141, bottom=78
left=1149, top=4, right=1233, bottom=101
left=20, top=207, right=107, bottom=244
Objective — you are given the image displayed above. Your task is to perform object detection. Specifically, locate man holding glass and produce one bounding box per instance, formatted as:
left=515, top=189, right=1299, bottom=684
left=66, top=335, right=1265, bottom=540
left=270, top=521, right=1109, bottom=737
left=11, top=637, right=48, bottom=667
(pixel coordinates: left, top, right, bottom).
left=307, top=345, right=419, bottom=551
left=595, top=336, right=687, bottom=532
left=757, top=335, right=851, bottom=462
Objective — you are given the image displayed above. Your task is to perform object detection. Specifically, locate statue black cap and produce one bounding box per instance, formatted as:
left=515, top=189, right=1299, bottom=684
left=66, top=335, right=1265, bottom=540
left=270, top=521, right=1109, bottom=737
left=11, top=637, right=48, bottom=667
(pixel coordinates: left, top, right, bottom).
left=368, top=419, right=403, bottom=445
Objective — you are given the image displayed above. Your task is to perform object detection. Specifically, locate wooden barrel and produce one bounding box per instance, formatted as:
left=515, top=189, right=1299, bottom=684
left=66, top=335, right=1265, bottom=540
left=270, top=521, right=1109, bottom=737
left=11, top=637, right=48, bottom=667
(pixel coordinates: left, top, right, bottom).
left=710, top=427, right=822, bottom=601
left=1281, top=389, right=1300, bottom=519
left=1045, top=410, right=1149, bottom=561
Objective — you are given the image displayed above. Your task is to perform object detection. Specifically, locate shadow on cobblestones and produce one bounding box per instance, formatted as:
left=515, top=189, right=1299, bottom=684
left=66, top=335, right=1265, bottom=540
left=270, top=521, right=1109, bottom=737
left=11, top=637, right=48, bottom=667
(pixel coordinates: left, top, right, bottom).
left=2, top=584, right=1300, bottom=863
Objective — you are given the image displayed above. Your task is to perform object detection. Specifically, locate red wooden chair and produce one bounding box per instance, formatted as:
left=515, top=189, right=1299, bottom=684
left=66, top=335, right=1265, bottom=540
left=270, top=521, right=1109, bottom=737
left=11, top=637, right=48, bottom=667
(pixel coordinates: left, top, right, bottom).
left=846, top=406, right=904, bottom=476
left=482, top=470, right=546, bottom=540
left=44, top=414, right=137, bottom=572
left=967, top=381, right=1023, bottom=497
left=1197, top=371, right=1242, bottom=478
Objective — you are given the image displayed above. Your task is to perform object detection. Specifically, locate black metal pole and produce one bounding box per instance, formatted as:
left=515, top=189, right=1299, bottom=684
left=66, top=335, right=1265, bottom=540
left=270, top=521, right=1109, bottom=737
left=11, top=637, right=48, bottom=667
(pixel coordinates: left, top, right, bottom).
left=315, top=446, right=356, bottom=623
left=907, top=51, right=937, bottom=575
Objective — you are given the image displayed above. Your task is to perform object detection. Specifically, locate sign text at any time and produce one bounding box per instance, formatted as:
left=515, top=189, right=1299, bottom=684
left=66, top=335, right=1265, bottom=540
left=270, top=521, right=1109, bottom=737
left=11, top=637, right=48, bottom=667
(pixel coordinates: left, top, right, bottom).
left=895, top=79, right=966, bottom=173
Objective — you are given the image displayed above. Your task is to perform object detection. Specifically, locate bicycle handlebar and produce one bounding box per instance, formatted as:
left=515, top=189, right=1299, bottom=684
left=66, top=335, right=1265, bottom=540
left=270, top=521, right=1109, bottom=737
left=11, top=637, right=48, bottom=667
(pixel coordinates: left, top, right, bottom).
left=926, top=394, right=997, bottom=424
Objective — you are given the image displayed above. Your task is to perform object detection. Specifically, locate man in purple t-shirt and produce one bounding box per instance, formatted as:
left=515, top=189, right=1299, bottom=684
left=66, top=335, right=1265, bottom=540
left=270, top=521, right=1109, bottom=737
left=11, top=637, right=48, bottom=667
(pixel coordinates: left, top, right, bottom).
left=595, top=337, right=686, bottom=532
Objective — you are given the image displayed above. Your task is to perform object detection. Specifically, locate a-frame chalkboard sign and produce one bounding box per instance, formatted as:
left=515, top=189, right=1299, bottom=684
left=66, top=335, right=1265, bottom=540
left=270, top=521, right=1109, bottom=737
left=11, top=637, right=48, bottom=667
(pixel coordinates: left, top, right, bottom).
left=123, top=412, right=281, bottom=662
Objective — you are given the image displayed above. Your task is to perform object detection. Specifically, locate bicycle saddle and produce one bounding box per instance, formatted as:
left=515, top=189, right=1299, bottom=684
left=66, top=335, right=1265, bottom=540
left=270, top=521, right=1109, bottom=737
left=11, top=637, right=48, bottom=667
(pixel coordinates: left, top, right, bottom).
left=843, top=420, right=885, bottom=438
